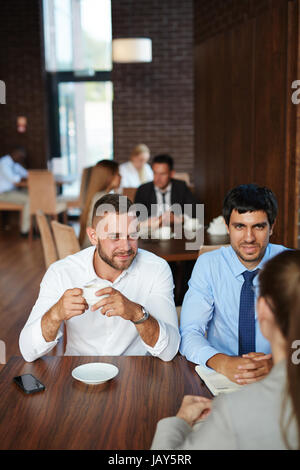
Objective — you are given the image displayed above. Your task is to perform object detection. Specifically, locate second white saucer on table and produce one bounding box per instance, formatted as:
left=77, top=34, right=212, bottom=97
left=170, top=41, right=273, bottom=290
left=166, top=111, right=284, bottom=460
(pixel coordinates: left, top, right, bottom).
left=71, top=363, right=119, bottom=385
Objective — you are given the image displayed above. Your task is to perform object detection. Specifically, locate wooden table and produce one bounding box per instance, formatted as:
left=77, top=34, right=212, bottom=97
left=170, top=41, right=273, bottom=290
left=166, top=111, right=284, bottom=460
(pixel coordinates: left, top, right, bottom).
left=0, top=355, right=210, bottom=450
left=139, top=233, right=229, bottom=262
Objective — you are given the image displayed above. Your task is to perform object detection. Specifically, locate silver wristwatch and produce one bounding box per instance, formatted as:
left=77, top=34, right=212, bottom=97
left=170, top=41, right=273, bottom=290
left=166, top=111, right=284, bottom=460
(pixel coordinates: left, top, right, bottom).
left=132, top=306, right=150, bottom=324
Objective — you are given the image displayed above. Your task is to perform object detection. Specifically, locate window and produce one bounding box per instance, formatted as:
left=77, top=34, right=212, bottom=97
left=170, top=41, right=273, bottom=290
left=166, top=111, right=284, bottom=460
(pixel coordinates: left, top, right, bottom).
left=43, top=0, right=113, bottom=196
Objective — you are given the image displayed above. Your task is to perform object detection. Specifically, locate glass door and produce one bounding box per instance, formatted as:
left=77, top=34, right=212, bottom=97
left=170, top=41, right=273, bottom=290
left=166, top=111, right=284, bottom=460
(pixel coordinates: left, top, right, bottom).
left=43, top=0, right=113, bottom=196
left=58, top=81, right=113, bottom=196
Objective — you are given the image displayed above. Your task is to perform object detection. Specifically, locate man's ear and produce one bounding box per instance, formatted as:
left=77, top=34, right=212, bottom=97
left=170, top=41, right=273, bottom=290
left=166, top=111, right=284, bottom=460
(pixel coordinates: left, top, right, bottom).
left=223, top=217, right=230, bottom=234
left=269, top=222, right=275, bottom=237
left=170, top=170, right=175, bottom=179
left=86, top=226, right=98, bottom=246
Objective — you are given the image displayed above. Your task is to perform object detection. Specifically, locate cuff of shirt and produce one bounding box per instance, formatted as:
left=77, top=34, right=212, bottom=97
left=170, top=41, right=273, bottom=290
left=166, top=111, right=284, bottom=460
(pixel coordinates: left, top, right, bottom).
left=30, top=317, right=63, bottom=357
left=140, top=318, right=168, bottom=356
left=198, top=345, right=222, bottom=369
left=13, top=174, right=22, bottom=184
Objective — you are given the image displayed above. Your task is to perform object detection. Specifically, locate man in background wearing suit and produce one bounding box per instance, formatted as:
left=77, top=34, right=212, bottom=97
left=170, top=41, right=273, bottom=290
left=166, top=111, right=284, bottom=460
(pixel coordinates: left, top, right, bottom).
left=135, top=154, right=198, bottom=305
left=134, top=154, right=197, bottom=225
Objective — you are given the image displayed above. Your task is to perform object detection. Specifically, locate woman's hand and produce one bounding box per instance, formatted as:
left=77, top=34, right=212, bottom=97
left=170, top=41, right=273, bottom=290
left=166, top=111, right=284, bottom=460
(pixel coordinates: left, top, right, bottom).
left=176, top=395, right=212, bottom=427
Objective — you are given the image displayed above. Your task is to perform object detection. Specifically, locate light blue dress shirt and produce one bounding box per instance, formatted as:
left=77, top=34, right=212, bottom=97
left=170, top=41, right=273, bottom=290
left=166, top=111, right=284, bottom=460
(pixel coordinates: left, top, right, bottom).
left=179, top=243, right=288, bottom=367
left=0, top=155, right=28, bottom=193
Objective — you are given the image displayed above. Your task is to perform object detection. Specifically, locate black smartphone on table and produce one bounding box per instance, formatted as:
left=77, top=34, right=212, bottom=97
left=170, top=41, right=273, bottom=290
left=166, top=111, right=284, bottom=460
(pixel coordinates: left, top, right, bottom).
left=13, top=374, right=45, bottom=394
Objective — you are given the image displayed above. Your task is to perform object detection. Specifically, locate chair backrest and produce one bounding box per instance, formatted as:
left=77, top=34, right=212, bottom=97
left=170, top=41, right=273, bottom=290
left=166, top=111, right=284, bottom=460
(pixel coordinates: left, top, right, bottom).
left=122, top=187, right=137, bottom=202
left=173, top=172, right=190, bottom=186
left=36, top=210, right=58, bottom=268
left=51, top=220, right=80, bottom=259
left=28, top=170, right=57, bottom=215
left=198, top=244, right=230, bottom=256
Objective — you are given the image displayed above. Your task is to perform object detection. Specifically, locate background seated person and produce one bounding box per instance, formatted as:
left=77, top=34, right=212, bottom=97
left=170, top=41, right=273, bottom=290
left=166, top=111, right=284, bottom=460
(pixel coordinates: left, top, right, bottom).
left=0, top=147, right=29, bottom=234
left=180, top=184, right=288, bottom=384
left=134, top=154, right=197, bottom=228
left=151, top=250, right=300, bottom=450
left=19, top=194, right=180, bottom=363
left=119, top=143, right=153, bottom=189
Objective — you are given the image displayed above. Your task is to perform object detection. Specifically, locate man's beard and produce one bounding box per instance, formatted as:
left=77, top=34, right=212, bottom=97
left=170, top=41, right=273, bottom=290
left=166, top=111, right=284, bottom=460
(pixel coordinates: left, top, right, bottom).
left=235, top=243, right=267, bottom=265
left=97, top=240, right=136, bottom=271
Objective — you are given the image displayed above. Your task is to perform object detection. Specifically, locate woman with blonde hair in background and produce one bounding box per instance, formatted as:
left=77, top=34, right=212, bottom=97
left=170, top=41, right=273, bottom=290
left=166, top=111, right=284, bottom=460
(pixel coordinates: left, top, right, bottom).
left=79, top=159, right=121, bottom=247
left=119, top=143, right=153, bottom=188
left=151, top=249, right=300, bottom=450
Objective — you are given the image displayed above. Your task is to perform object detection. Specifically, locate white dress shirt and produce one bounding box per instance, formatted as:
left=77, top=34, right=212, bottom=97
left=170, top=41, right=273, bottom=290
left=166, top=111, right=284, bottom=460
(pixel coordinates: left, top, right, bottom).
left=19, top=247, right=180, bottom=362
left=0, top=155, right=28, bottom=193
left=154, top=183, right=172, bottom=216
left=119, top=161, right=153, bottom=188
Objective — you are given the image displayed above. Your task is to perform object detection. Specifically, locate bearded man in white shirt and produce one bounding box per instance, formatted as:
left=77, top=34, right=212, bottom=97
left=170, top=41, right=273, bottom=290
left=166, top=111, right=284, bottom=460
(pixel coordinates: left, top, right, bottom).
left=0, top=147, right=29, bottom=234
left=19, top=194, right=180, bottom=362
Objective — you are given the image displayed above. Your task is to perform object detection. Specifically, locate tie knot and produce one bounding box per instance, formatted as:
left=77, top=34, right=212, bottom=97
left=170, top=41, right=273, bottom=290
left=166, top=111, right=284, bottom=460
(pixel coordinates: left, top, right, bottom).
left=242, top=269, right=259, bottom=284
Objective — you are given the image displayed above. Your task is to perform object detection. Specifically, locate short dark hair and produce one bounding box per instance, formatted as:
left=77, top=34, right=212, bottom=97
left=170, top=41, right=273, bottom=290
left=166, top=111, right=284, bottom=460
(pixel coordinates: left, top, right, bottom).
left=152, top=154, right=174, bottom=171
left=92, top=193, right=133, bottom=226
left=222, top=184, right=278, bottom=226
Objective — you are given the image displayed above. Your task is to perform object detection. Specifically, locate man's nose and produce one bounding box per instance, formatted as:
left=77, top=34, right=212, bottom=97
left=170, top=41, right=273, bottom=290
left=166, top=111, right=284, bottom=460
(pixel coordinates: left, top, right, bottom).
left=118, top=237, right=131, bottom=251
left=244, top=228, right=256, bottom=243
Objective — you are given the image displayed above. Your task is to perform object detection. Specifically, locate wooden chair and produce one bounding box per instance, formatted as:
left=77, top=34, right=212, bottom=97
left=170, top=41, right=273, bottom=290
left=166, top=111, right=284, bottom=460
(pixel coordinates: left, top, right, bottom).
left=35, top=210, right=58, bottom=269
left=28, top=170, right=68, bottom=242
left=173, top=172, right=190, bottom=186
left=122, top=187, right=137, bottom=202
left=198, top=244, right=230, bottom=256
left=0, top=201, right=24, bottom=231
left=51, top=220, right=80, bottom=259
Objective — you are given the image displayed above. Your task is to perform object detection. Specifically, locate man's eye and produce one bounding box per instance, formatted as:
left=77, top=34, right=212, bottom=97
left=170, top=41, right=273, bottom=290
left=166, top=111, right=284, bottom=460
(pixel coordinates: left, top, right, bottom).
left=108, top=235, right=119, bottom=240
left=129, top=233, right=139, bottom=240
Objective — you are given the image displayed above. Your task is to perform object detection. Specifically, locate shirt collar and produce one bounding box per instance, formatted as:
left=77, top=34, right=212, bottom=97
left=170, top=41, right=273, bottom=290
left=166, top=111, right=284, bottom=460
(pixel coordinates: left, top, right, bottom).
left=154, top=182, right=172, bottom=194
left=228, top=244, right=271, bottom=279
left=84, top=246, right=139, bottom=285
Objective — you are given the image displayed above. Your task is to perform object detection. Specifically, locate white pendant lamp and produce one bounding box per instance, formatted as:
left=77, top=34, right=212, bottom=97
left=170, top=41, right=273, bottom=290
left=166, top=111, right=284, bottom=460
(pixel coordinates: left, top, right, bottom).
left=112, top=38, right=152, bottom=63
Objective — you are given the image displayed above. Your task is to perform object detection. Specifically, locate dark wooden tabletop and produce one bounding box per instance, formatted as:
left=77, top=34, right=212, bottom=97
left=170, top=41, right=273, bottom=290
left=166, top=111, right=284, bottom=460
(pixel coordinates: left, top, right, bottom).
left=139, top=233, right=230, bottom=261
left=0, top=355, right=211, bottom=450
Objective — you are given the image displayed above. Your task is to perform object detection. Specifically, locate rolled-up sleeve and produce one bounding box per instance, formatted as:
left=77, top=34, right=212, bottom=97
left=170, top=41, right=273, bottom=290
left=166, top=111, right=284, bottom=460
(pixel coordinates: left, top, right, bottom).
left=179, top=256, right=221, bottom=366
left=143, top=261, right=180, bottom=362
left=19, top=266, right=64, bottom=362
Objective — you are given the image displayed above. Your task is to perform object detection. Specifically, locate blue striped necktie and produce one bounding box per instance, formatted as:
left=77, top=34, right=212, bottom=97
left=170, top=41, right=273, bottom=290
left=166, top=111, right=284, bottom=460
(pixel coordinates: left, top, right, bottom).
left=238, top=269, right=259, bottom=356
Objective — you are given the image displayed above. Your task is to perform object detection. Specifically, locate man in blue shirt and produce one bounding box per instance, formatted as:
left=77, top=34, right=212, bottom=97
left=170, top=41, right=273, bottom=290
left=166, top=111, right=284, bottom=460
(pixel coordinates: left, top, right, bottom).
left=180, top=184, right=287, bottom=385
left=0, top=147, right=29, bottom=234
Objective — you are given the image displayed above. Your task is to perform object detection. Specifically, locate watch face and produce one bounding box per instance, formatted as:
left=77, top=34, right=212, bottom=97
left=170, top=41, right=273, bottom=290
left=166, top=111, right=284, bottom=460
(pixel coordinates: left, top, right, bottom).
left=134, top=306, right=149, bottom=324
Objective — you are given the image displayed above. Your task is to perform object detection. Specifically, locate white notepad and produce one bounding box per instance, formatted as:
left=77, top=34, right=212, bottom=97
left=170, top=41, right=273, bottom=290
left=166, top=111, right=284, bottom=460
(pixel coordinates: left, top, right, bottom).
left=195, top=365, right=243, bottom=396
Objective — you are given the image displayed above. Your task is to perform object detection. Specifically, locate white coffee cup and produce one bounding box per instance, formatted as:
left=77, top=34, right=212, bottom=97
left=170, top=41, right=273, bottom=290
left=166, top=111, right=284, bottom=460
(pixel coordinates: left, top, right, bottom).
left=82, top=279, right=111, bottom=307
left=184, top=217, right=201, bottom=232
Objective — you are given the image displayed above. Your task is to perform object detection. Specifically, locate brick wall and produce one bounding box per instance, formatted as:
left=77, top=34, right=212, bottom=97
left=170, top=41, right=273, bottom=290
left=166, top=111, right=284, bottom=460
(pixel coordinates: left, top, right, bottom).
left=0, top=0, right=48, bottom=169
left=0, top=1, right=194, bottom=176
left=111, top=0, right=194, bottom=178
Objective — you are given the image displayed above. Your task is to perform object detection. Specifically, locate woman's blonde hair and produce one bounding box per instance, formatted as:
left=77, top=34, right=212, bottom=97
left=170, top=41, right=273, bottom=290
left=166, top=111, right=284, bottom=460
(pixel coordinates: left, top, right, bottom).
left=130, top=144, right=150, bottom=159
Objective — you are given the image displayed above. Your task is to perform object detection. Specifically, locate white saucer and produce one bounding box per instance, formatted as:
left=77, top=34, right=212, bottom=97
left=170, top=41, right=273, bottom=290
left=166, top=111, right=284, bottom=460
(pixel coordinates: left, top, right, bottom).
left=72, top=362, right=119, bottom=385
